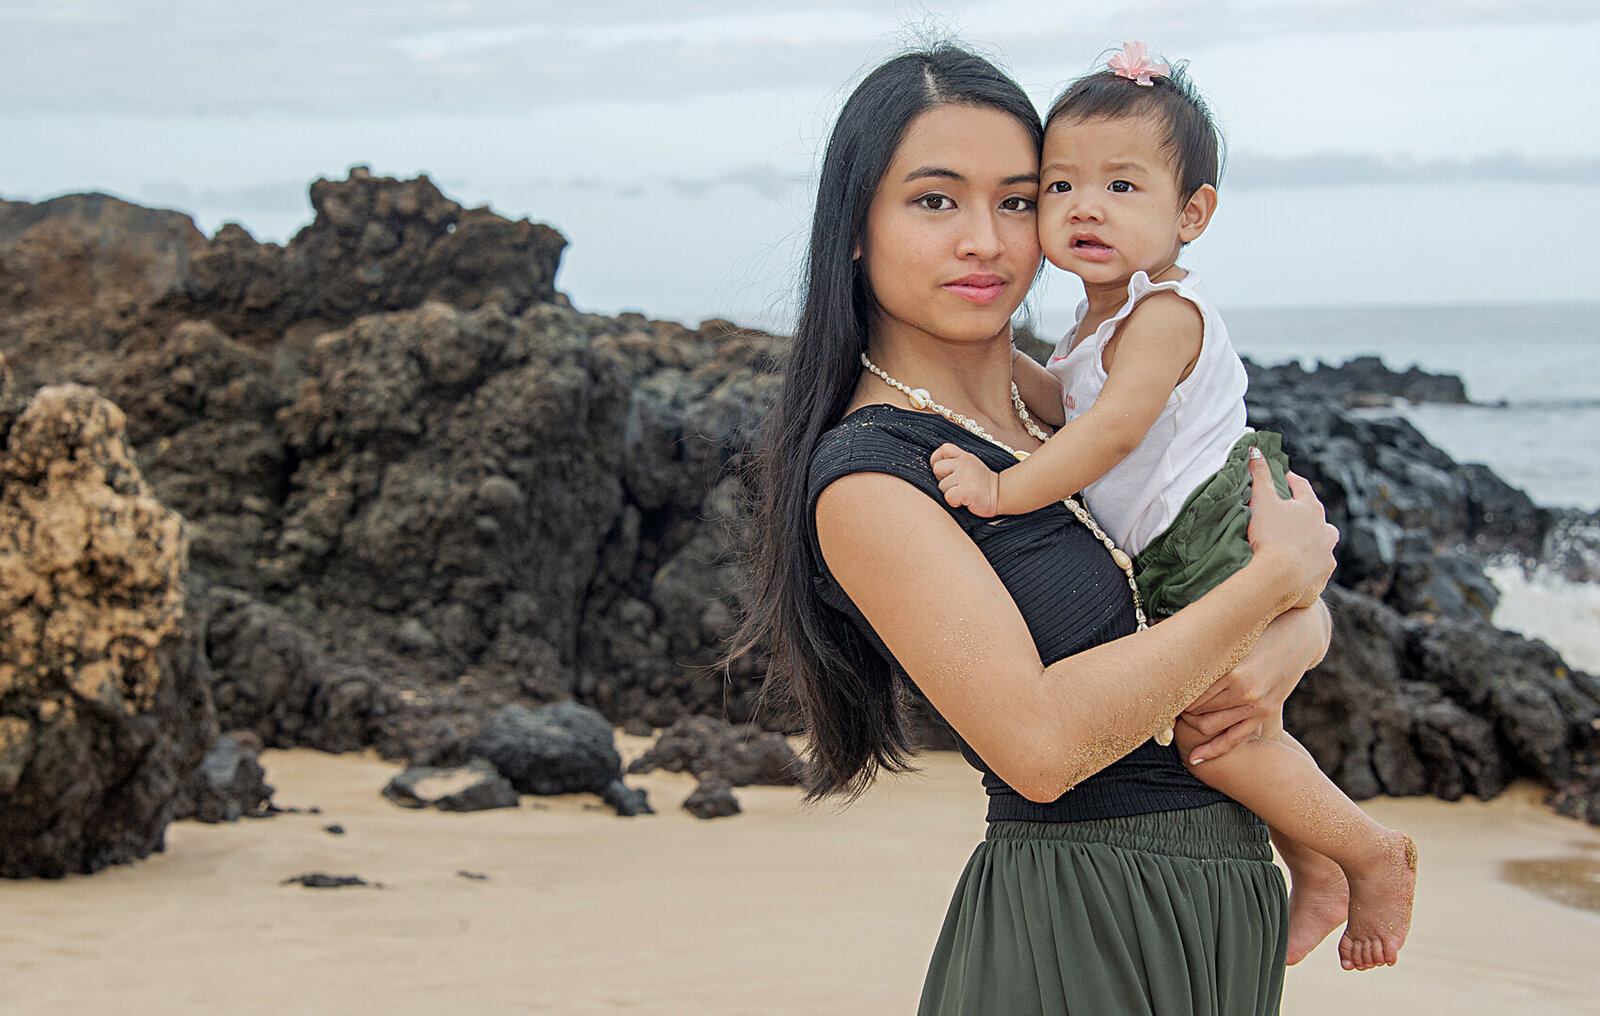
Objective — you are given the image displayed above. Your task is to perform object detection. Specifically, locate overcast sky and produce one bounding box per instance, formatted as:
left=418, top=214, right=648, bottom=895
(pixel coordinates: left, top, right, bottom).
left=4, top=1, right=1598, bottom=331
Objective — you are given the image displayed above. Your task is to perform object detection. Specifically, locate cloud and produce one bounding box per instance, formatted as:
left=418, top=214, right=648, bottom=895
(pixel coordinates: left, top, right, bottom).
left=9, top=1, right=1597, bottom=117
left=500, top=164, right=809, bottom=202
left=1226, top=151, right=1600, bottom=189
left=136, top=179, right=314, bottom=215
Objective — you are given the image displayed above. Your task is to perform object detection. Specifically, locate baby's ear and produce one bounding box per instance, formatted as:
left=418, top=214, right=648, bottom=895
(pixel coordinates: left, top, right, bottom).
left=1178, top=184, right=1218, bottom=244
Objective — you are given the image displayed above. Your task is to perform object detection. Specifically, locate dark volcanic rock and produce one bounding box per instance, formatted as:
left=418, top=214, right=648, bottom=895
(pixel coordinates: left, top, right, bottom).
left=470, top=702, right=648, bottom=814
left=0, top=194, right=208, bottom=396
left=2, top=174, right=1595, bottom=834
left=173, top=733, right=274, bottom=823
left=1245, top=355, right=1468, bottom=408
left=1285, top=586, right=1599, bottom=810
left=0, top=385, right=215, bottom=878
left=683, top=775, right=741, bottom=819
left=627, top=715, right=800, bottom=787
left=382, top=758, right=519, bottom=813
left=160, top=168, right=567, bottom=344
left=282, top=872, right=380, bottom=889
left=201, top=587, right=390, bottom=753
left=1246, top=370, right=1549, bottom=620
left=600, top=779, right=654, bottom=817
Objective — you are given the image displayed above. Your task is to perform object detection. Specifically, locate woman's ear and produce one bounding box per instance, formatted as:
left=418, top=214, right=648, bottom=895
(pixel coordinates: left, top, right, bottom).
left=1178, top=184, right=1218, bottom=244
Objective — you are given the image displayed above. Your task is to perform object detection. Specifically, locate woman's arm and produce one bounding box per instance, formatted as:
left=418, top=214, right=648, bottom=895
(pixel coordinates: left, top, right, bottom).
left=1179, top=598, right=1332, bottom=764
left=816, top=452, right=1335, bottom=802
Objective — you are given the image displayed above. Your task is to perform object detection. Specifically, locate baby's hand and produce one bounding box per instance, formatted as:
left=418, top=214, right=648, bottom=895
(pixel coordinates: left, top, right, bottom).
left=930, top=443, right=1001, bottom=517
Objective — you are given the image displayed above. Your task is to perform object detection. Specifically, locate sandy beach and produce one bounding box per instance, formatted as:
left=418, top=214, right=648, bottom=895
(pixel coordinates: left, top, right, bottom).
left=3, top=742, right=1597, bottom=1016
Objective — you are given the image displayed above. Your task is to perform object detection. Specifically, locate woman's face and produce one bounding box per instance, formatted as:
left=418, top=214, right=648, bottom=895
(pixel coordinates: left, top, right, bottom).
left=859, top=103, right=1040, bottom=350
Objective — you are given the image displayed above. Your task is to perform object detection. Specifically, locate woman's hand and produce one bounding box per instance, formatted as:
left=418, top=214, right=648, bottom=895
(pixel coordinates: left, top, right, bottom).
left=1244, top=449, right=1338, bottom=613
left=1179, top=599, right=1332, bottom=763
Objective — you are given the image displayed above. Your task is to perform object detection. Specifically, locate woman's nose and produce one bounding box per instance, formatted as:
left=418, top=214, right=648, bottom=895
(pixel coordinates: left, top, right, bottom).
left=959, top=212, right=1005, bottom=258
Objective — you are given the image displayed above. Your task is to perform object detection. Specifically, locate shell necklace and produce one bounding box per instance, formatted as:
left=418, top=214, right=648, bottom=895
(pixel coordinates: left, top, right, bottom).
left=859, top=351, right=1171, bottom=745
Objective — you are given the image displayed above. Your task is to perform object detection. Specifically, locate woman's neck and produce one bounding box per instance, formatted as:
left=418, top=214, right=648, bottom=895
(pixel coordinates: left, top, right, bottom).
left=860, top=325, right=1025, bottom=438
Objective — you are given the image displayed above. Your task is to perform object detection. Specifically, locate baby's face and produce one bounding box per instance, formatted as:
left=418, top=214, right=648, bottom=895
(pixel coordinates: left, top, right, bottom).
left=1036, top=114, right=1191, bottom=286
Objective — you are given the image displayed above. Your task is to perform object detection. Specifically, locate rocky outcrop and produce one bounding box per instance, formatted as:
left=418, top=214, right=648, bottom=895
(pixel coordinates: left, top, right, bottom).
left=1285, top=586, right=1600, bottom=820
left=0, top=173, right=1594, bottom=837
left=0, top=384, right=215, bottom=877
left=159, top=169, right=567, bottom=344
left=382, top=759, right=519, bottom=813
left=627, top=715, right=801, bottom=787
left=1246, top=380, right=1542, bottom=619
left=1244, top=355, right=1469, bottom=408
left=470, top=702, right=651, bottom=816
left=683, top=775, right=741, bottom=819
left=627, top=714, right=802, bottom=819
left=172, top=733, right=274, bottom=823
left=200, top=586, right=389, bottom=753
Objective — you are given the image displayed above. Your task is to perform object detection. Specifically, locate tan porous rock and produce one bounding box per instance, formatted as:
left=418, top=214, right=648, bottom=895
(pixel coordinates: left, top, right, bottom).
left=0, top=384, right=214, bottom=878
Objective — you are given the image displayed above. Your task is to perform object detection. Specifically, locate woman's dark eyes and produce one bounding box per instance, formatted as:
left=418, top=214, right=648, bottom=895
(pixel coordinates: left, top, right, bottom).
left=917, top=194, right=1035, bottom=211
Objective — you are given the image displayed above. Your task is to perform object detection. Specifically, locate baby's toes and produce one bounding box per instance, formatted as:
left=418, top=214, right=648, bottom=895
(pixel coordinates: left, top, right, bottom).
left=1383, top=934, right=1403, bottom=966
left=1362, top=940, right=1382, bottom=971
left=1338, top=934, right=1356, bottom=970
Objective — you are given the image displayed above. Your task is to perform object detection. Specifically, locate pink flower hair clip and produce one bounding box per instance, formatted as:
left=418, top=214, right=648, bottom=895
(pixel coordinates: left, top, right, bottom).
left=1107, top=41, right=1169, bottom=87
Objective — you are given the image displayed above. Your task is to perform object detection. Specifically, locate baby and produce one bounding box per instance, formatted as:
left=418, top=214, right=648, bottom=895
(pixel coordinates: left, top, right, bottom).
left=930, top=42, right=1417, bottom=972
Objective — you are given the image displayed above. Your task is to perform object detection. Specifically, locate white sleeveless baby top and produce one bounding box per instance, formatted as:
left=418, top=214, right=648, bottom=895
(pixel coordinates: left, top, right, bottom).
left=1046, top=270, right=1248, bottom=555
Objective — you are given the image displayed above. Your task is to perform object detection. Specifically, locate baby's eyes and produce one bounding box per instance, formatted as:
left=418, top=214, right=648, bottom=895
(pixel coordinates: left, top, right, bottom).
left=1109, top=180, right=1134, bottom=193
left=1046, top=181, right=1071, bottom=193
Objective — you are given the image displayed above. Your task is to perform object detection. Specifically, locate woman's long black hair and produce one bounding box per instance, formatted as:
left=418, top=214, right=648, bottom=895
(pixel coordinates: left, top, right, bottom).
left=730, top=46, right=1043, bottom=801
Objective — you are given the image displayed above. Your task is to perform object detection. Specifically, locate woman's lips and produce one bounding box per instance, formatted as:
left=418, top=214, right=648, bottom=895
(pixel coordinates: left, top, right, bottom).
left=943, top=274, right=1007, bottom=304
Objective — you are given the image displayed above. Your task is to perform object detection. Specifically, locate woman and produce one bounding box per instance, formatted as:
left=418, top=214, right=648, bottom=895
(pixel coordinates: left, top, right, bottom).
left=736, top=46, right=1338, bottom=1015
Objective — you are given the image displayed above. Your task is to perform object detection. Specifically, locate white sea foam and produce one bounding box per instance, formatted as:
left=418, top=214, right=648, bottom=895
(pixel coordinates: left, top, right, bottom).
left=1486, top=560, right=1600, bottom=675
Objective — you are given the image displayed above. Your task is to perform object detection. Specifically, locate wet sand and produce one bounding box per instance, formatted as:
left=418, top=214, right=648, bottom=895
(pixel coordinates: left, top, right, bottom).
left=2, top=744, right=1597, bottom=1015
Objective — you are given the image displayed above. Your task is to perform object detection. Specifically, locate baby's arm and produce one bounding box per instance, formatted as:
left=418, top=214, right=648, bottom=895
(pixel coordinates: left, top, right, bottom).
left=1012, top=348, right=1066, bottom=428
left=933, top=293, right=1202, bottom=516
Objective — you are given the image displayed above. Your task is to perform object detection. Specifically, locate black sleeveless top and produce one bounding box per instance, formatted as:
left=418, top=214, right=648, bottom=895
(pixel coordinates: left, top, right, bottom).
left=806, top=403, right=1226, bottom=822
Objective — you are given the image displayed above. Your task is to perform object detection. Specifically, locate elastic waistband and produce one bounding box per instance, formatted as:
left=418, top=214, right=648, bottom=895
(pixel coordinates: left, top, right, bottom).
left=985, top=801, right=1271, bottom=862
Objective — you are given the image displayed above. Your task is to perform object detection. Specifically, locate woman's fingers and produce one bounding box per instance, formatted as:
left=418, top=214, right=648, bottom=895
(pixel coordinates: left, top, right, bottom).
left=1245, top=445, right=1277, bottom=504
left=1180, top=702, right=1255, bottom=738
left=1285, top=469, right=1316, bottom=502
left=1186, top=680, right=1226, bottom=713
left=1189, top=714, right=1262, bottom=764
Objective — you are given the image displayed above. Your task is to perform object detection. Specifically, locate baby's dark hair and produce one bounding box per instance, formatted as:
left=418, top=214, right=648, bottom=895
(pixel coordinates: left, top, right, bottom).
left=1046, top=56, right=1223, bottom=201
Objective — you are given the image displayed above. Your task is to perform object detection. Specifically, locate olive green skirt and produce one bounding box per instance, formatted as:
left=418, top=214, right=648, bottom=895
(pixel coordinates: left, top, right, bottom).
left=918, top=802, right=1288, bottom=1016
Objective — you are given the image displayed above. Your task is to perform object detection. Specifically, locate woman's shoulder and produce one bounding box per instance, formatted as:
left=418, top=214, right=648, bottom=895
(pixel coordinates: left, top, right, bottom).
left=808, top=403, right=948, bottom=498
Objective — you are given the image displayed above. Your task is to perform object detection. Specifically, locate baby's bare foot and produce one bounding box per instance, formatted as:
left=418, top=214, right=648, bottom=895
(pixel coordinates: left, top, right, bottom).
left=1338, top=831, right=1418, bottom=971
left=1284, top=852, right=1349, bottom=965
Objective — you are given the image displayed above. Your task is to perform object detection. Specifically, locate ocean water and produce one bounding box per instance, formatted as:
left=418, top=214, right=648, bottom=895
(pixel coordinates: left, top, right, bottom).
left=1226, top=302, right=1600, bottom=513
left=1224, top=301, right=1600, bottom=672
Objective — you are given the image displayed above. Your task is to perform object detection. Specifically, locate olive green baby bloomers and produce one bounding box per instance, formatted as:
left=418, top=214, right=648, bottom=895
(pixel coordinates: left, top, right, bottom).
left=919, top=801, right=1288, bottom=1015
left=1132, top=431, right=1293, bottom=621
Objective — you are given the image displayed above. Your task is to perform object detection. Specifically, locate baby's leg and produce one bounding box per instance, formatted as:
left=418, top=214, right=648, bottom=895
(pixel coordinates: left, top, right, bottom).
left=1174, top=718, right=1418, bottom=971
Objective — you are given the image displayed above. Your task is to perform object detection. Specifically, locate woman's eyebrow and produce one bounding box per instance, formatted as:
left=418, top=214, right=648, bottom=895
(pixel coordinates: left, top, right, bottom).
left=903, top=166, right=963, bottom=183
left=901, top=167, right=1040, bottom=186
